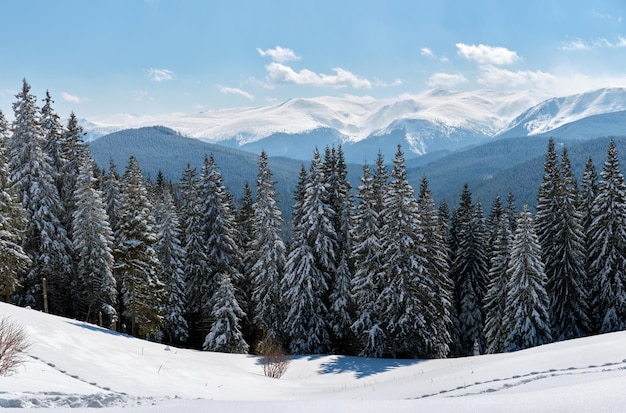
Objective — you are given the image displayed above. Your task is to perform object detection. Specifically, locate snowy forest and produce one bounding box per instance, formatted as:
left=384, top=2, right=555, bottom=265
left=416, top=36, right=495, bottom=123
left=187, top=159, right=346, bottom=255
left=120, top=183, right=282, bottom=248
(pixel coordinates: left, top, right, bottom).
left=0, top=79, right=625, bottom=359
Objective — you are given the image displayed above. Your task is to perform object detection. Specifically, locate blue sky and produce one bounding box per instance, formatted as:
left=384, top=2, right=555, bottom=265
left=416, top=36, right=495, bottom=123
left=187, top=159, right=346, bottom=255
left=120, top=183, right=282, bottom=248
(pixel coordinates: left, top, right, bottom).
left=1, top=0, right=626, bottom=118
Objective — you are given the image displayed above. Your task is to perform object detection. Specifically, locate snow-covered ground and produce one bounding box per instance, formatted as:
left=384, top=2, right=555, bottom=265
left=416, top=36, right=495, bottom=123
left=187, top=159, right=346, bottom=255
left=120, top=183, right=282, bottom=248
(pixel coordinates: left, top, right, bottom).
left=1, top=301, right=625, bottom=412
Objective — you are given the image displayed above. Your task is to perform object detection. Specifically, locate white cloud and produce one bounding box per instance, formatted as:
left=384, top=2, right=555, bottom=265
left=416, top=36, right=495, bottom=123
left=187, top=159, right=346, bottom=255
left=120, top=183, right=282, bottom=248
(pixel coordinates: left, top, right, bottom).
left=426, top=72, right=468, bottom=88
left=477, top=65, right=556, bottom=89
left=420, top=47, right=434, bottom=58
left=61, top=92, right=85, bottom=103
left=456, top=43, right=520, bottom=65
left=148, top=68, right=174, bottom=82
left=561, top=36, right=626, bottom=50
left=264, top=62, right=372, bottom=89
left=257, top=46, right=301, bottom=63
left=218, top=85, right=254, bottom=100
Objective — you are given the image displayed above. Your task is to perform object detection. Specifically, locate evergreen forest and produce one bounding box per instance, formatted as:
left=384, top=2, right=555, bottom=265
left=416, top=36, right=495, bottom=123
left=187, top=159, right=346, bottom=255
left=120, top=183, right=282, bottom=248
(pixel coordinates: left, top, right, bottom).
left=1, top=80, right=625, bottom=359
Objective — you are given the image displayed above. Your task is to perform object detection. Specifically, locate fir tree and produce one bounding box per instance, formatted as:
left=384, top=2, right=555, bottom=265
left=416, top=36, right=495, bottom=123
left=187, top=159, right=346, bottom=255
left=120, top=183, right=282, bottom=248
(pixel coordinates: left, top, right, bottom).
left=179, top=165, right=210, bottom=345
left=503, top=206, right=552, bottom=352
left=198, top=155, right=246, bottom=338
left=483, top=211, right=512, bottom=353
left=236, top=181, right=256, bottom=343
left=72, top=157, right=117, bottom=326
left=351, top=163, right=386, bottom=357
left=378, top=146, right=434, bottom=358
left=248, top=151, right=287, bottom=345
left=9, top=80, right=74, bottom=314
left=115, top=155, right=166, bottom=337
left=587, top=140, right=626, bottom=333
left=154, top=187, right=189, bottom=344
left=203, top=272, right=249, bottom=354
left=282, top=150, right=332, bottom=354
left=549, top=149, right=589, bottom=340
left=0, top=110, right=31, bottom=303
left=324, top=146, right=354, bottom=350
left=417, top=176, right=453, bottom=357
left=450, top=185, right=488, bottom=355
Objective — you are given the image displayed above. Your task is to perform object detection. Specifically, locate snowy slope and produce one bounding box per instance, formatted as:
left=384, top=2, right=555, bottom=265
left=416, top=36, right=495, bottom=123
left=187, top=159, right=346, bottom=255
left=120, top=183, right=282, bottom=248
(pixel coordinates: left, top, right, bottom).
left=500, top=88, right=626, bottom=137
left=1, top=302, right=626, bottom=412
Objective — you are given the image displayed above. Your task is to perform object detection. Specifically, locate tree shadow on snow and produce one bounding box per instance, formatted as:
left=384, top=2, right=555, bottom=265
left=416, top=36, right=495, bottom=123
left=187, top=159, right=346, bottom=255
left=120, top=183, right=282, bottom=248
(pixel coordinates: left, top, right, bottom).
left=67, top=321, right=133, bottom=339
left=315, top=355, right=424, bottom=379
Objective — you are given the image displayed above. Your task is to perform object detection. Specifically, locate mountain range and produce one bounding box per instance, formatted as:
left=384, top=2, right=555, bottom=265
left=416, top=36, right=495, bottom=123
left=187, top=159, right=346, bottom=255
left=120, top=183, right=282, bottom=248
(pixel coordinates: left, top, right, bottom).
left=85, top=87, right=626, bottom=215
left=81, top=87, right=626, bottom=164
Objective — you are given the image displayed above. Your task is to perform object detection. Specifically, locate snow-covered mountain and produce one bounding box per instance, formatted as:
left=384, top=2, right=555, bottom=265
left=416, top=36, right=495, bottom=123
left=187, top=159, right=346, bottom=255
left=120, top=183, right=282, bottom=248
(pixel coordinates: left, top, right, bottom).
left=499, top=87, right=626, bottom=138
left=81, top=87, right=626, bottom=162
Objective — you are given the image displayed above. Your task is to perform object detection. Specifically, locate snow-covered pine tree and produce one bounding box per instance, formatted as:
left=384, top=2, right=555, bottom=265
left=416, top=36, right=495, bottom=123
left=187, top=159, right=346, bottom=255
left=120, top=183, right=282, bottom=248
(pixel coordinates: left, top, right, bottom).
left=351, top=163, right=386, bottom=357
left=248, top=151, right=287, bottom=346
left=417, top=176, right=453, bottom=357
left=587, top=140, right=626, bottom=334
left=450, top=185, right=489, bottom=355
left=483, top=211, right=513, bottom=354
left=198, top=155, right=247, bottom=350
left=203, top=272, right=249, bottom=353
left=536, top=142, right=588, bottom=341
left=236, top=181, right=255, bottom=344
left=58, top=112, right=89, bottom=231
left=8, top=80, right=74, bottom=314
left=102, top=159, right=122, bottom=235
left=72, top=156, right=117, bottom=326
left=154, top=185, right=189, bottom=344
left=282, top=152, right=331, bottom=354
left=549, top=148, right=589, bottom=340
left=486, top=196, right=504, bottom=263
left=0, top=110, right=31, bottom=303
left=503, top=206, right=552, bottom=352
left=40, top=91, right=64, bottom=185
left=179, top=165, right=210, bottom=346
left=323, top=146, right=354, bottom=352
left=580, top=156, right=598, bottom=325
left=378, top=146, right=432, bottom=358
left=115, top=155, right=166, bottom=338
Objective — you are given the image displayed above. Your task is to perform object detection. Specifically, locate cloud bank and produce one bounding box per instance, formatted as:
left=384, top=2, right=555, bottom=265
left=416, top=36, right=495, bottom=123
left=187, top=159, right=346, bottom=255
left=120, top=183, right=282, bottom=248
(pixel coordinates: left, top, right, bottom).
left=456, top=43, right=520, bottom=65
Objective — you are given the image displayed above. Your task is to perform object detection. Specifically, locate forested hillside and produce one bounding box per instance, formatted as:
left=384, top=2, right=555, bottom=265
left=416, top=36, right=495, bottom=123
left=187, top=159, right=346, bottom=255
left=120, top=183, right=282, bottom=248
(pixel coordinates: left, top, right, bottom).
left=2, top=81, right=626, bottom=361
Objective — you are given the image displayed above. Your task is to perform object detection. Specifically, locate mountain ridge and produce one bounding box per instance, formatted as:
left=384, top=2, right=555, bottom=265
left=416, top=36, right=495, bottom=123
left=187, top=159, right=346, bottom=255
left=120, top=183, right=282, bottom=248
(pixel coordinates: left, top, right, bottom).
left=81, top=87, right=626, bottom=163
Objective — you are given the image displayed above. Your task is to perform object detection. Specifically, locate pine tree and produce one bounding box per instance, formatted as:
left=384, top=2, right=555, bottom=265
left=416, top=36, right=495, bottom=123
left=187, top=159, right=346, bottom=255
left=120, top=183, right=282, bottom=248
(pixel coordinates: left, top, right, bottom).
left=503, top=206, right=552, bottom=352
left=198, top=155, right=247, bottom=350
left=417, top=176, right=453, bottom=357
left=536, top=143, right=588, bottom=341
left=587, top=140, right=626, bottom=333
left=378, top=146, right=433, bottom=358
left=203, top=272, right=249, bottom=353
left=154, top=186, right=189, bottom=344
left=179, top=164, right=210, bottom=345
left=0, top=110, right=31, bottom=303
left=324, top=146, right=354, bottom=350
left=483, top=211, right=513, bottom=353
left=248, top=151, right=286, bottom=345
left=8, top=80, right=74, bottom=314
left=549, top=149, right=589, bottom=340
left=450, top=185, right=489, bottom=355
left=72, top=156, right=117, bottom=326
left=351, top=163, right=386, bottom=357
left=58, top=112, right=89, bottom=230
left=115, top=155, right=166, bottom=337
left=236, top=181, right=255, bottom=344
left=282, top=150, right=332, bottom=354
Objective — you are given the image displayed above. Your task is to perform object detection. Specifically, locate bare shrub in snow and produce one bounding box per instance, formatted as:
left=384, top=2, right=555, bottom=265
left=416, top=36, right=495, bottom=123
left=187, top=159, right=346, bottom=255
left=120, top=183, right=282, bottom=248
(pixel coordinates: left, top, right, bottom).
left=257, top=338, right=290, bottom=379
left=0, top=316, right=29, bottom=376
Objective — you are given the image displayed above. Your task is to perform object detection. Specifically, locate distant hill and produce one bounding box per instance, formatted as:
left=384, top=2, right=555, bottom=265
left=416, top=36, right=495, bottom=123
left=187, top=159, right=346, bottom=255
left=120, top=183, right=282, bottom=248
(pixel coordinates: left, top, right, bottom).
left=88, top=126, right=305, bottom=209
left=88, top=126, right=626, bottom=220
